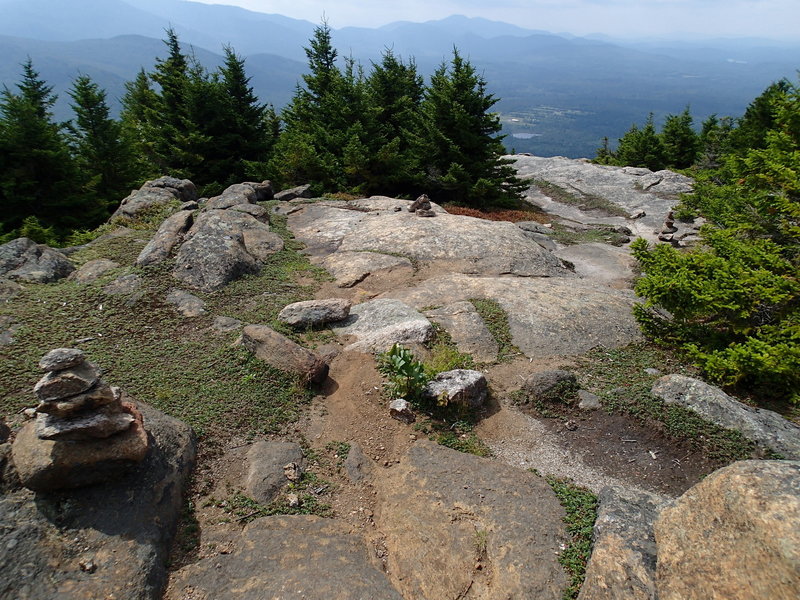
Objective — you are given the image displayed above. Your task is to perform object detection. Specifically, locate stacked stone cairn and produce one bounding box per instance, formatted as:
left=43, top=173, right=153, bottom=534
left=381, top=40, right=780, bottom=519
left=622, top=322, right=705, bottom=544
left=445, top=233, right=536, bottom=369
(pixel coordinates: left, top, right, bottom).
left=11, top=348, right=149, bottom=491
left=408, top=194, right=436, bottom=217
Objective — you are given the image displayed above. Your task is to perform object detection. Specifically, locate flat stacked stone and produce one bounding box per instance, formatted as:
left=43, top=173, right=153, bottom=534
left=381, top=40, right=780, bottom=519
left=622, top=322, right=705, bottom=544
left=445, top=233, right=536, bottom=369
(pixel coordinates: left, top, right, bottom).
left=11, top=348, right=149, bottom=491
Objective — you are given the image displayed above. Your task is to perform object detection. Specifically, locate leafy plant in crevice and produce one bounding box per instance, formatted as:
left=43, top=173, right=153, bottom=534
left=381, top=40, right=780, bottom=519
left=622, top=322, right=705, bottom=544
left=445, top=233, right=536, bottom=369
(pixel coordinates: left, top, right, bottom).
left=376, top=343, right=430, bottom=403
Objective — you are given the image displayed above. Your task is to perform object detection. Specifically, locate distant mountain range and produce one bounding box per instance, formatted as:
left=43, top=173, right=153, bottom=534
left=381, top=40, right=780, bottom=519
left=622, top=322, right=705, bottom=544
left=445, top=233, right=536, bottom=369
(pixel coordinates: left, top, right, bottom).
left=1, top=0, right=797, bottom=158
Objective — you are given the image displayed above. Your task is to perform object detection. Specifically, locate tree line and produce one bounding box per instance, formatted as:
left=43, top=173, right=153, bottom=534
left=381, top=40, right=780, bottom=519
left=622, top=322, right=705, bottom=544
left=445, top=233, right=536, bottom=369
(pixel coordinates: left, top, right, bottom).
left=0, top=24, right=522, bottom=244
left=609, top=79, right=799, bottom=404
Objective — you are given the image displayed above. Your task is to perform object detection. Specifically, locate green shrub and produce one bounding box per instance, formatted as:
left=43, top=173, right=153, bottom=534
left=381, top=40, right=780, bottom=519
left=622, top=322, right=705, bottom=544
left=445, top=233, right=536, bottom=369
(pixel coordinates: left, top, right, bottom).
left=376, top=343, right=430, bottom=402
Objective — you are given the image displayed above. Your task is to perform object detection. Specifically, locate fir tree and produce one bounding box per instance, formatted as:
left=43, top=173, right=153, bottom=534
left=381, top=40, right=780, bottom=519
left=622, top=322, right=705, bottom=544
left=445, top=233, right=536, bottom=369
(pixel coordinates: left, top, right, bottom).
left=0, top=59, right=100, bottom=237
left=421, top=48, right=525, bottom=208
left=67, top=74, right=139, bottom=212
left=615, top=113, right=666, bottom=171
left=661, top=107, right=699, bottom=169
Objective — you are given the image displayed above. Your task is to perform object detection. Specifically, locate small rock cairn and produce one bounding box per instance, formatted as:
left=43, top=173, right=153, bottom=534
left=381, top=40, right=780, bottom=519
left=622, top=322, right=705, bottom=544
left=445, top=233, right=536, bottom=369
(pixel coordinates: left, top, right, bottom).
left=408, top=194, right=436, bottom=217
left=12, top=348, right=149, bottom=491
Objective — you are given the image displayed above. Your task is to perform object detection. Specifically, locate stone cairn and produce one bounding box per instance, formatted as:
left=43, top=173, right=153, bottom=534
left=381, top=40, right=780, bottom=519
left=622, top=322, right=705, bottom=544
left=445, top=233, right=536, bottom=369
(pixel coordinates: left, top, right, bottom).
left=657, top=210, right=679, bottom=244
left=408, top=194, right=436, bottom=217
left=11, top=348, right=149, bottom=491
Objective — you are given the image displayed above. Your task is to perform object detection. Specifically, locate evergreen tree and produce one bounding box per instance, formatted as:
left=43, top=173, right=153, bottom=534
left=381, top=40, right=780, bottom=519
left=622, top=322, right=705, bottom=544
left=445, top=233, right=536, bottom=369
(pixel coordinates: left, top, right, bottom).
left=120, top=68, right=161, bottom=180
left=661, top=107, right=699, bottom=169
left=421, top=48, right=525, bottom=208
left=615, top=113, right=666, bottom=171
left=697, top=114, right=733, bottom=169
left=0, top=59, right=100, bottom=237
left=727, top=79, right=790, bottom=153
left=594, top=136, right=614, bottom=164
left=67, top=74, right=139, bottom=212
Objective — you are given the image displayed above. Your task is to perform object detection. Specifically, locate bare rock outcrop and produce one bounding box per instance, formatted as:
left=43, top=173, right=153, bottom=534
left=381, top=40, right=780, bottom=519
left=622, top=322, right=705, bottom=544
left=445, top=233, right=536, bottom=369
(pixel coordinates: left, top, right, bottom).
left=0, top=237, right=75, bottom=283
left=241, top=325, right=329, bottom=384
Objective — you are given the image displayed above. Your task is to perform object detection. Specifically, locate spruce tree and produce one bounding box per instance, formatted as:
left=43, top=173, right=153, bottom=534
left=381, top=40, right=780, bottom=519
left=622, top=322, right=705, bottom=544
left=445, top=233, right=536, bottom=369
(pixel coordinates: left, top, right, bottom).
left=615, top=114, right=666, bottom=171
left=421, top=49, right=525, bottom=208
left=661, top=107, right=699, bottom=169
left=67, top=74, right=139, bottom=212
left=0, top=59, right=100, bottom=237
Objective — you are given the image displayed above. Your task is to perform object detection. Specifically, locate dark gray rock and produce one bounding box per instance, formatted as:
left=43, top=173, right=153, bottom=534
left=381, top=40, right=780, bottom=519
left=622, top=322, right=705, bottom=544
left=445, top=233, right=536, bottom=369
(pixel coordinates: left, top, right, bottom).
left=34, top=361, right=101, bottom=402
left=135, top=210, right=193, bottom=267
left=172, top=210, right=265, bottom=292
left=141, top=176, right=197, bottom=203
left=274, top=183, right=313, bottom=201
left=578, top=390, right=602, bottom=411
left=0, top=237, right=75, bottom=283
left=1, top=401, right=195, bottom=600
left=343, top=442, right=374, bottom=483
left=165, top=289, right=206, bottom=318
left=0, top=315, right=22, bottom=346
left=113, top=177, right=195, bottom=219
left=38, top=348, right=86, bottom=372
left=0, top=278, right=22, bottom=300
left=242, top=180, right=274, bottom=202
left=376, top=440, right=568, bottom=599
left=169, top=515, right=403, bottom=600
left=245, top=441, right=304, bottom=504
left=205, top=186, right=256, bottom=210
left=241, top=325, right=329, bottom=385
left=0, top=419, right=9, bottom=444
left=651, top=375, right=800, bottom=459
left=423, top=369, right=489, bottom=408
left=36, top=382, right=117, bottom=417
left=520, top=370, right=579, bottom=404
left=68, top=258, right=120, bottom=283
left=578, top=486, right=666, bottom=600
left=278, top=298, right=351, bottom=328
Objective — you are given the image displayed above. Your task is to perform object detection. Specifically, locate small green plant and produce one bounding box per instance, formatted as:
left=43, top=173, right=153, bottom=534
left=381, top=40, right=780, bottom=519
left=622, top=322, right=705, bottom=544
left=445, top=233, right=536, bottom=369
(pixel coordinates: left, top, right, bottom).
left=325, top=441, right=351, bottom=467
left=542, top=475, right=598, bottom=600
left=376, top=343, right=430, bottom=402
left=424, top=325, right=476, bottom=372
left=474, top=529, right=488, bottom=558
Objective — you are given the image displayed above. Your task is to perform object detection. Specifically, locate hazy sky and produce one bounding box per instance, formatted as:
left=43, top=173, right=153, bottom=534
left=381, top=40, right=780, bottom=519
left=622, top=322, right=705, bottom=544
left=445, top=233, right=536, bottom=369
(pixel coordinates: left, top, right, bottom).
left=192, top=0, right=799, bottom=39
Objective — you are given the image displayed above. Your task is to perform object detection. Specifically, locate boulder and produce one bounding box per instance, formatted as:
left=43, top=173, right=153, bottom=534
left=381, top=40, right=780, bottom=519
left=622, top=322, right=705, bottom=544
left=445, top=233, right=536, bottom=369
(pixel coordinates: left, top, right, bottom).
left=38, top=347, right=86, bottom=371
left=211, top=315, right=243, bottom=333
left=169, top=515, right=403, bottom=600
left=423, top=369, right=489, bottom=408
left=165, top=289, right=206, bottom=318
left=331, top=298, right=433, bottom=353
left=0, top=237, right=75, bottom=283
left=274, top=183, right=313, bottom=201
left=242, top=180, right=274, bottom=202
left=113, top=177, right=195, bottom=219
left=135, top=210, right=193, bottom=267
left=376, top=440, right=568, bottom=599
left=578, top=486, right=666, bottom=600
left=651, top=375, right=800, bottom=459
left=654, top=460, right=800, bottom=600
left=0, top=278, right=22, bottom=300
left=520, top=370, right=579, bottom=403
left=241, top=227, right=284, bottom=260
left=577, top=390, right=602, bottom=411
left=172, top=210, right=269, bottom=292
left=424, top=301, right=499, bottom=362
left=205, top=185, right=256, bottom=210
left=278, top=298, right=351, bottom=328
left=228, top=202, right=269, bottom=222
left=319, top=250, right=414, bottom=288
left=1, top=402, right=195, bottom=600
left=241, top=325, right=329, bottom=385
left=68, top=258, right=120, bottom=283
left=245, top=441, right=304, bottom=504
left=0, top=315, right=21, bottom=346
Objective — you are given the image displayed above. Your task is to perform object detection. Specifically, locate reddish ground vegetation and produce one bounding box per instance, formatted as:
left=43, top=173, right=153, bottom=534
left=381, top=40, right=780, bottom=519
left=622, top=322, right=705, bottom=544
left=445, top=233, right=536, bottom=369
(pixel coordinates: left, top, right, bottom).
left=443, top=205, right=550, bottom=224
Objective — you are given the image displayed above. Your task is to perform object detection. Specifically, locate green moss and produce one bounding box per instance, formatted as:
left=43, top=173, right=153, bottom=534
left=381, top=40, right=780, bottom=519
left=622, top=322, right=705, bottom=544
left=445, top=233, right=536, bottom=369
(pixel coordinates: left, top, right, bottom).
left=469, top=298, right=520, bottom=362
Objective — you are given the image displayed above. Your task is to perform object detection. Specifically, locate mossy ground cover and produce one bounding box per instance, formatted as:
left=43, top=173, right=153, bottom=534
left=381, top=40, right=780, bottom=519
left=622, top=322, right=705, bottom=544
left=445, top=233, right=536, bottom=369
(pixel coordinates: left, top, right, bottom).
left=573, top=343, right=760, bottom=462
left=0, top=204, right=325, bottom=439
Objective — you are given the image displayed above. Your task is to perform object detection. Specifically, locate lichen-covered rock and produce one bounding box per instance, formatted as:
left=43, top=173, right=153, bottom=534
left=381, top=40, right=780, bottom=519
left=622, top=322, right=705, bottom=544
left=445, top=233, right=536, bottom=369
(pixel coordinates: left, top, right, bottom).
left=520, top=370, right=579, bottom=403
left=278, top=298, right=351, bottom=328
left=172, top=210, right=267, bottom=291
left=651, top=375, right=800, bottom=459
left=35, top=382, right=116, bottom=417
left=103, top=273, right=141, bottom=295
left=654, top=460, right=800, bottom=600
left=241, top=325, right=329, bottom=385
left=332, top=298, right=433, bottom=353
left=113, top=176, right=196, bottom=219
left=0, top=237, right=75, bottom=283
left=274, top=183, right=313, bottom=201
left=34, top=404, right=135, bottom=441
left=136, top=210, right=193, bottom=267
left=165, top=289, right=206, bottom=317
left=423, top=369, right=489, bottom=408
left=389, top=398, right=416, bottom=424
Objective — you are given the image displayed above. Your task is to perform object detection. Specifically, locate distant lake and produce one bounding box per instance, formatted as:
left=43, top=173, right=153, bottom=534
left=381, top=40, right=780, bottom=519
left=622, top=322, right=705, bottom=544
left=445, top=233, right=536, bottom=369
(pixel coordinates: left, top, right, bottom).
left=511, top=132, right=541, bottom=139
